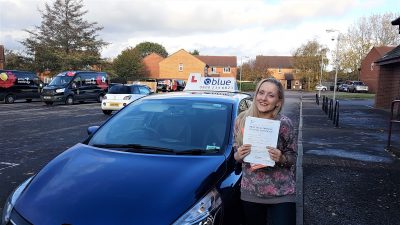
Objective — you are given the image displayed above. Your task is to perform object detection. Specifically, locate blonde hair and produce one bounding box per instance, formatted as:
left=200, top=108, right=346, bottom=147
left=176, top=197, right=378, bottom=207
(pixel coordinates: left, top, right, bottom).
left=234, top=78, right=285, bottom=146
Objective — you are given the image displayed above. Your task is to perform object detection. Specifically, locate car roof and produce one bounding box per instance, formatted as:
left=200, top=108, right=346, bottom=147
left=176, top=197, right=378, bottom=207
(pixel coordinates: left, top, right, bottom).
left=143, top=91, right=251, bottom=104
left=0, top=69, right=36, bottom=74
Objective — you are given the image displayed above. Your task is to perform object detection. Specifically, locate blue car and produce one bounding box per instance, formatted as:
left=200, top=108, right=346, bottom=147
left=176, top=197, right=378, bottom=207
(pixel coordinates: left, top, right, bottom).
left=2, top=89, right=252, bottom=225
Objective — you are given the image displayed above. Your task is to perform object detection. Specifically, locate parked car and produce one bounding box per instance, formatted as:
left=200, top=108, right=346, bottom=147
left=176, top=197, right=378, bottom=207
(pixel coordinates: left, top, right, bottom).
left=1, top=77, right=252, bottom=225
left=156, top=79, right=172, bottom=92
left=41, top=71, right=109, bottom=105
left=176, top=79, right=186, bottom=91
left=0, top=70, right=44, bottom=103
left=315, top=84, right=328, bottom=91
left=346, top=81, right=369, bottom=93
left=101, top=84, right=151, bottom=115
left=338, top=83, right=349, bottom=92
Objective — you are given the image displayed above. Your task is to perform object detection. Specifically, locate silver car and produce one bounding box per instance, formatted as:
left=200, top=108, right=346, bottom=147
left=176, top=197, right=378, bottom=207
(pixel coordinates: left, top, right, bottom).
left=347, top=81, right=368, bottom=93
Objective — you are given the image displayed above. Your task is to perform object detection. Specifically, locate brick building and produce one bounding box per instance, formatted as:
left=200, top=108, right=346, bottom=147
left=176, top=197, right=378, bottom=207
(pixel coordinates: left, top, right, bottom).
left=359, top=46, right=395, bottom=93
left=159, top=49, right=237, bottom=80
left=255, top=56, right=302, bottom=90
left=374, top=17, right=400, bottom=109
left=143, top=53, right=165, bottom=79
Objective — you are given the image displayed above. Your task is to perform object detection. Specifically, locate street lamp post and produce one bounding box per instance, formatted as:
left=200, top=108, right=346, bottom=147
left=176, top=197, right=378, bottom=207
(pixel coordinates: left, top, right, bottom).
left=318, top=54, right=324, bottom=98
left=239, top=56, right=249, bottom=91
left=326, top=29, right=340, bottom=102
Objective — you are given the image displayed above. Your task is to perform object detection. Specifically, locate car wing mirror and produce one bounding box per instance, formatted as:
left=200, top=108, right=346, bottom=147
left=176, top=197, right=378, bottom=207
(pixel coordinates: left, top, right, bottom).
left=87, top=126, right=100, bottom=136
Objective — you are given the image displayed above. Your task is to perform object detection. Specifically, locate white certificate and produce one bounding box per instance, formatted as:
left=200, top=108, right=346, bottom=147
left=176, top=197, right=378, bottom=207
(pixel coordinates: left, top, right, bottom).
left=243, top=116, right=281, bottom=167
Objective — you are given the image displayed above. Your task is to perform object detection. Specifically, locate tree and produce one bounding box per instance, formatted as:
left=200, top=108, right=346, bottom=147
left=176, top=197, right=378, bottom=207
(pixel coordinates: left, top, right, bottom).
left=240, top=59, right=273, bottom=82
left=293, top=40, right=328, bottom=90
left=338, top=12, right=400, bottom=78
left=133, top=42, right=168, bottom=58
left=21, top=0, right=108, bottom=72
left=190, top=49, right=200, bottom=55
left=113, top=47, right=145, bottom=81
left=4, top=49, right=34, bottom=71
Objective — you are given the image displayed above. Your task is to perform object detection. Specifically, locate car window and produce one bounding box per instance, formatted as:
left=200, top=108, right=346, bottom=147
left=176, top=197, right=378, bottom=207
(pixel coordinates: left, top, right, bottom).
left=108, top=85, right=131, bottom=94
left=89, top=99, right=232, bottom=154
left=130, top=86, right=140, bottom=94
left=138, top=86, right=150, bottom=94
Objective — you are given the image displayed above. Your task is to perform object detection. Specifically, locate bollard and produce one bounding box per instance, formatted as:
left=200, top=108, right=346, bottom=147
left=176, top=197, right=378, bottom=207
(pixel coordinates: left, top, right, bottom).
left=329, top=99, right=333, bottom=120
left=335, top=100, right=339, bottom=127
left=316, top=93, right=319, bottom=105
left=333, top=100, right=339, bottom=127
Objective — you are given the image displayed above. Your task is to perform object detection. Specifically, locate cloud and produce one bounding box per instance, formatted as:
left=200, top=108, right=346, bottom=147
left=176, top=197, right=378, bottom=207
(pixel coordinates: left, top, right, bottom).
left=0, top=0, right=396, bottom=60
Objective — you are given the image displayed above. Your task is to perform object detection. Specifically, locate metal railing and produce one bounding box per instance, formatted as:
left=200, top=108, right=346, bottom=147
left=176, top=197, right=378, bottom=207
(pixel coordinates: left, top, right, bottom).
left=387, top=100, right=400, bottom=149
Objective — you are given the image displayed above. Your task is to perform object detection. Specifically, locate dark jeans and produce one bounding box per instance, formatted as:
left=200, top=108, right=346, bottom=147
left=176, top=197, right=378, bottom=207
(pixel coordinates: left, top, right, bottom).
left=242, top=201, right=296, bottom=225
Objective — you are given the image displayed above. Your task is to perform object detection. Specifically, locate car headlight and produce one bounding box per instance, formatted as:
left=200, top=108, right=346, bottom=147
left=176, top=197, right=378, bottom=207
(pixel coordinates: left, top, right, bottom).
left=1, top=177, right=33, bottom=225
left=172, top=188, right=222, bottom=225
left=55, top=88, right=65, bottom=93
left=123, top=95, right=132, bottom=100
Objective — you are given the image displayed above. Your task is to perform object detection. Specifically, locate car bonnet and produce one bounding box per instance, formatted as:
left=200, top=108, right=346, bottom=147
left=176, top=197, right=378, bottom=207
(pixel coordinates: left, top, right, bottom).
left=15, top=143, right=227, bottom=225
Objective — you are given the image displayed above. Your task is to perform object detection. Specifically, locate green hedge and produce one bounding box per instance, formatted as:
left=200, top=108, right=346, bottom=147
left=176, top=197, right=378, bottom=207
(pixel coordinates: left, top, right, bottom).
left=238, top=82, right=256, bottom=92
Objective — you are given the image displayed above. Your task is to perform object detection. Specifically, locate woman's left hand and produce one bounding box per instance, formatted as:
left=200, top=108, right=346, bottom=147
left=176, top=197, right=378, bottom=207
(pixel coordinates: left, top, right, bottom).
left=267, top=147, right=282, bottom=162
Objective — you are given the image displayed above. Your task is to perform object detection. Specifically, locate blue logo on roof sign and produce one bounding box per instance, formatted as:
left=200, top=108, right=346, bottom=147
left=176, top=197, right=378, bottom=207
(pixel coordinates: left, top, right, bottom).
left=204, top=78, right=232, bottom=86
left=184, top=73, right=237, bottom=92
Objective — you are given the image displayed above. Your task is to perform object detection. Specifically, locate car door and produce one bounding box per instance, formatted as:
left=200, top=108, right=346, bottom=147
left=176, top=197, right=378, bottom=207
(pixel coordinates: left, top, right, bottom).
left=71, top=76, right=83, bottom=100
left=79, top=73, right=96, bottom=101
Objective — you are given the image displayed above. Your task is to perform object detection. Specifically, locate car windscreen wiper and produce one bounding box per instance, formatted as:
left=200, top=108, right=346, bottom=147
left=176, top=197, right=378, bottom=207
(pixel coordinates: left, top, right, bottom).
left=176, top=149, right=220, bottom=155
left=92, top=144, right=176, bottom=154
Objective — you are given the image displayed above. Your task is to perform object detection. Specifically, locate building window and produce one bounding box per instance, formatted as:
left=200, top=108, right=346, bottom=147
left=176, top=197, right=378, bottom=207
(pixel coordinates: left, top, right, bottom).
left=178, top=63, right=183, bottom=71
left=211, top=67, right=217, bottom=73
left=370, top=63, right=374, bottom=71
left=223, top=67, right=231, bottom=73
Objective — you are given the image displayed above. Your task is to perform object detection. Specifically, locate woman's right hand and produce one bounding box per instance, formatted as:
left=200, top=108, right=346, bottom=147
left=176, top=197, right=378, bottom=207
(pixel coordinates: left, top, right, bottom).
left=235, top=144, right=251, bottom=162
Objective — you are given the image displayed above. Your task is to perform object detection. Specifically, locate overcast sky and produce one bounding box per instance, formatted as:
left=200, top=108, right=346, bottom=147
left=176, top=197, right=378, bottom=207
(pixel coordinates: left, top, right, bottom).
left=0, top=0, right=398, bottom=63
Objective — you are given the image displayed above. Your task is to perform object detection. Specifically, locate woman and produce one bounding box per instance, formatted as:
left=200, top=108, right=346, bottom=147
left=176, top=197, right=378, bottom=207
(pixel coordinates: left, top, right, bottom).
left=234, top=78, right=297, bottom=225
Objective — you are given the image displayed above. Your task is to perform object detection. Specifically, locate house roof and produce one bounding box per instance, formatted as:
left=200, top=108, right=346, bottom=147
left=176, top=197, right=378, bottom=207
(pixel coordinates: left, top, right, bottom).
left=374, top=46, right=396, bottom=56
left=392, top=16, right=400, bottom=26
left=255, top=56, right=294, bottom=68
left=195, top=56, right=237, bottom=67
left=375, top=45, right=400, bottom=65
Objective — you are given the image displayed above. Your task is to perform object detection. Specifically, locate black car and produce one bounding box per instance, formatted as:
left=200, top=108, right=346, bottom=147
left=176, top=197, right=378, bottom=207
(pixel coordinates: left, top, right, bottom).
left=0, top=70, right=44, bottom=103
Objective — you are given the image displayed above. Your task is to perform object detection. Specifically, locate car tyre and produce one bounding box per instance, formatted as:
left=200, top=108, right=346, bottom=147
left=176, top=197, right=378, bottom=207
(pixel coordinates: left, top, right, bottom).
left=98, top=94, right=104, bottom=103
left=65, top=96, right=74, bottom=105
left=102, top=110, right=112, bottom=115
left=322, top=88, right=326, bottom=91
left=5, top=94, right=15, bottom=104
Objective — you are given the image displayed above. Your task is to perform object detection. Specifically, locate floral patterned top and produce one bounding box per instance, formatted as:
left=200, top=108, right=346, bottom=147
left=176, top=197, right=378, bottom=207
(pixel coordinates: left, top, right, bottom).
left=235, top=114, right=297, bottom=204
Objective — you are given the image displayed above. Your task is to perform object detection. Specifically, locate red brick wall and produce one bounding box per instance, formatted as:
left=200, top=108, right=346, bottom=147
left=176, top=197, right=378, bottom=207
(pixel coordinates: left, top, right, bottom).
left=360, top=48, right=380, bottom=93
left=375, top=65, right=400, bottom=109
left=143, top=53, right=164, bottom=79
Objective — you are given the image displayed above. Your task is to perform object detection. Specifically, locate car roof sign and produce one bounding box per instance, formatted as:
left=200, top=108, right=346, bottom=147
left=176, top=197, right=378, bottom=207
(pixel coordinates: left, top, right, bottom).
left=183, top=73, right=238, bottom=92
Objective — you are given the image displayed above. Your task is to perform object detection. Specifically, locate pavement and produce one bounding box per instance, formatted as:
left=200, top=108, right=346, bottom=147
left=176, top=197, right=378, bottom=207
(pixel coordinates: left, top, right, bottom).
left=299, top=92, right=400, bottom=225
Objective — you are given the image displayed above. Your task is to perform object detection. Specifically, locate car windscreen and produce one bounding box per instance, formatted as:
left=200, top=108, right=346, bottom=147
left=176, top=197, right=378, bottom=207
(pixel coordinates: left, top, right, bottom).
left=108, top=85, right=135, bottom=94
left=48, top=74, right=73, bottom=86
left=354, top=82, right=365, bottom=85
left=88, top=98, right=232, bottom=155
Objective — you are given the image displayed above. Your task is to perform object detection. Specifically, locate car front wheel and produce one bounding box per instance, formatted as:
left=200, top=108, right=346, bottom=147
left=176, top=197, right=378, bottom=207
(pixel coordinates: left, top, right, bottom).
left=65, top=96, right=74, bottom=105
left=102, top=110, right=112, bottom=115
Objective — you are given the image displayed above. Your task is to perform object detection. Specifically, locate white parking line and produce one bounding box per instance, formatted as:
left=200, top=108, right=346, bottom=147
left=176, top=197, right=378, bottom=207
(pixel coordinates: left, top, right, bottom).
left=0, top=162, right=20, bottom=171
